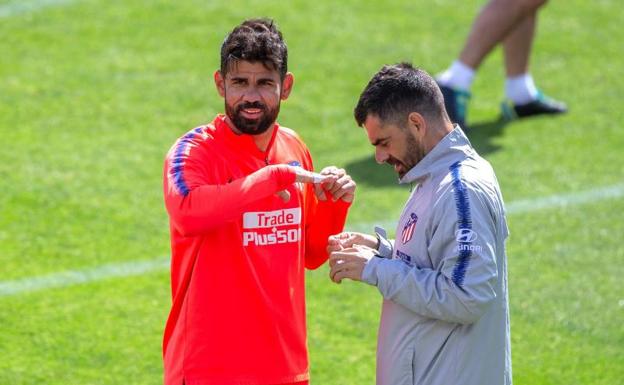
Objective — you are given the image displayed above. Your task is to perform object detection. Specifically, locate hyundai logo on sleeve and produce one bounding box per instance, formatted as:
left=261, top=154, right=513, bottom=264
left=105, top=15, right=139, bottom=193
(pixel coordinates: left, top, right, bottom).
left=455, top=228, right=478, bottom=243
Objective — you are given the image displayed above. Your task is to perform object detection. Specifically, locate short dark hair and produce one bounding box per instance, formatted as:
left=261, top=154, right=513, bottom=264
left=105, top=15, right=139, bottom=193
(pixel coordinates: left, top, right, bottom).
left=220, top=18, right=288, bottom=80
left=354, top=62, right=448, bottom=127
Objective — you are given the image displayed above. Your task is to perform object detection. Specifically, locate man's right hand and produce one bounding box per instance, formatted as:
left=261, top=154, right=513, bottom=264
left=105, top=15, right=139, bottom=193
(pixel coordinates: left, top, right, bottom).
left=327, top=231, right=378, bottom=254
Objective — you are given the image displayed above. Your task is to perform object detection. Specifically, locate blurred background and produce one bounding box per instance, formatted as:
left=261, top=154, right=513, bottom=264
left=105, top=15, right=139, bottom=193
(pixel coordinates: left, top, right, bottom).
left=1, top=0, right=622, bottom=383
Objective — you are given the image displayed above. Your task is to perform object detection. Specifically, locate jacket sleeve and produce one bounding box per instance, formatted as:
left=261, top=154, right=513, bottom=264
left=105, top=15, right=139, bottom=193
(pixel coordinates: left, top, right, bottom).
left=362, top=186, right=500, bottom=324
left=163, top=151, right=296, bottom=237
left=304, top=197, right=351, bottom=269
left=299, top=149, right=351, bottom=269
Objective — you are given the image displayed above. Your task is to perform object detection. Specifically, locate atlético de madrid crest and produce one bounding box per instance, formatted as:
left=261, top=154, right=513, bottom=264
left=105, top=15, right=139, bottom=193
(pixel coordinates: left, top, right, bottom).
left=401, top=213, right=418, bottom=244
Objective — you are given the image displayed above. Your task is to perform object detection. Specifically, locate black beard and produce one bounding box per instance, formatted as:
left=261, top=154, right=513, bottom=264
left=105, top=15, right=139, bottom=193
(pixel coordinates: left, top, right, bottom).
left=401, top=132, right=425, bottom=176
left=226, top=101, right=280, bottom=135
left=388, top=132, right=425, bottom=178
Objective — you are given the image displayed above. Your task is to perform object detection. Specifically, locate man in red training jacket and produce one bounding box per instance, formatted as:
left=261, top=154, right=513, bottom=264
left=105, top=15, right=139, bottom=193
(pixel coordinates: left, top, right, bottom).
left=162, top=18, right=356, bottom=385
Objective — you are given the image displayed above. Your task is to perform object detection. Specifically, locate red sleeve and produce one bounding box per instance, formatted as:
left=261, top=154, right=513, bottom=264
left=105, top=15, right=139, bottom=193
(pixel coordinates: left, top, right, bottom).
left=300, top=149, right=352, bottom=269
left=164, top=151, right=296, bottom=237
left=304, top=197, right=351, bottom=269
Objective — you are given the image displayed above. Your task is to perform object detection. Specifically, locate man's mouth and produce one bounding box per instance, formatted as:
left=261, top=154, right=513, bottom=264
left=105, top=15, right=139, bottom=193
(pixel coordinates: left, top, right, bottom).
left=238, top=102, right=266, bottom=120
left=240, top=108, right=264, bottom=119
left=387, top=158, right=403, bottom=175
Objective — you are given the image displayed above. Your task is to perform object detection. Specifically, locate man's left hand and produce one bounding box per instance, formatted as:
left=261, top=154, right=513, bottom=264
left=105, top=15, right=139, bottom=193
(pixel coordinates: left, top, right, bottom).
left=329, top=245, right=376, bottom=283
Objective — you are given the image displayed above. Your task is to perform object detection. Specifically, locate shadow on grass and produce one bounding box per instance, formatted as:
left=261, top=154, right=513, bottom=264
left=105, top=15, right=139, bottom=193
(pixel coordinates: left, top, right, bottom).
left=345, top=156, right=400, bottom=188
left=467, top=117, right=509, bottom=155
left=345, top=117, right=509, bottom=187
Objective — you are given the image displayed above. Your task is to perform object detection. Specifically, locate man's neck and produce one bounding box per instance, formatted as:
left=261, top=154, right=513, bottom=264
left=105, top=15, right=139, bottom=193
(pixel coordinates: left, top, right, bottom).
left=424, top=122, right=455, bottom=153
left=252, top=127, right=275, bottom=152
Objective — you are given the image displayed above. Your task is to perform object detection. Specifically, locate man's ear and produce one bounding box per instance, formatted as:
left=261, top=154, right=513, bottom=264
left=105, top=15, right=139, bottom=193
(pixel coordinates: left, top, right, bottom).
left=280, top=72, right=294, bottom=100
left=214, top=70, right=225, bottom=97
left=407, top=112, right=426, bottom=139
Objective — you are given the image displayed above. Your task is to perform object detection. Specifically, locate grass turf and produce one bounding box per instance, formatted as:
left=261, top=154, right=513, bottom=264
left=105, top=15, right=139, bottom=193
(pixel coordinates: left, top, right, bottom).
left=1, top=0, right=623, bottom=383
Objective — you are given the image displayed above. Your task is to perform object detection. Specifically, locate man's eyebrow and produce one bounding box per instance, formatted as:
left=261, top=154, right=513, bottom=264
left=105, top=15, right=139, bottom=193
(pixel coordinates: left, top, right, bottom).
left=371, top=137, right=389, bottom=146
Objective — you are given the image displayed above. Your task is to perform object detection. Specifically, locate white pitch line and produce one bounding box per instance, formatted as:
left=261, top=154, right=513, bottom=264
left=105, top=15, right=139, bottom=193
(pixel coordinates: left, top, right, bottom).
left=506, top=182, right=624, bottom=214
left=1, top=182, right=624, bottom=298
left=0, top=258, right=170, bottom=296
left=0, top=0, right=77, bottom=18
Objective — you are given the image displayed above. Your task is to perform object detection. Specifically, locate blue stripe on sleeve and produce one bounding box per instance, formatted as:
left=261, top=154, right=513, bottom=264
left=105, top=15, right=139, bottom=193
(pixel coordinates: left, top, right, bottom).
left=450, top=161, right=472, bottom=287
left=170, top=127, right=203, bottom=196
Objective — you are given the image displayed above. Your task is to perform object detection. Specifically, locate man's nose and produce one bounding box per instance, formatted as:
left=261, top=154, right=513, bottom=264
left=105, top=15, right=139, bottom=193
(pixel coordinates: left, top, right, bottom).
left=375, top=147, right=388, bottom=164
left=242, top=86, right=261, bottom=103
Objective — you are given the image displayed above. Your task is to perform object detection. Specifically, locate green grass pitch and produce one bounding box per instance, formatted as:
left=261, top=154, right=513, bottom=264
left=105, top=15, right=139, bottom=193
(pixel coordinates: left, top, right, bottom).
left=1, top=0, right=623, bottom=384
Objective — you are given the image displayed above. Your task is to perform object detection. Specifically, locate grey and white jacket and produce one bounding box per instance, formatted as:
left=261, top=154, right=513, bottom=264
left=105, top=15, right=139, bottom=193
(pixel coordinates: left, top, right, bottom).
left=362, top=126, right=512, bottom=385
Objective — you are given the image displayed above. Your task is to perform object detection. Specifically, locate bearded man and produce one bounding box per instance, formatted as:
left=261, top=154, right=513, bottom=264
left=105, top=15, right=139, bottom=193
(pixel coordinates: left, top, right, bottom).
left=162, top=18, right=355, bottom=385
left=328, top=63, right=511, bottom=385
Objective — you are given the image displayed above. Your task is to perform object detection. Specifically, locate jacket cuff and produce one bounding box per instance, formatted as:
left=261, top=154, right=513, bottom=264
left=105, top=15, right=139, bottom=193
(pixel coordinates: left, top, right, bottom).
left=317, top=197, right=352, bottom=211
left=270, top=164, right=297, bottom=189
left=362, top=256, right=384, bottom=286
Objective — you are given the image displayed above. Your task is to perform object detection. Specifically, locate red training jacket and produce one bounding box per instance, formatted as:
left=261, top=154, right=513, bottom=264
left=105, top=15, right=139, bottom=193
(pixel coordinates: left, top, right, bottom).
left=162, top=115, right=350, bottom=385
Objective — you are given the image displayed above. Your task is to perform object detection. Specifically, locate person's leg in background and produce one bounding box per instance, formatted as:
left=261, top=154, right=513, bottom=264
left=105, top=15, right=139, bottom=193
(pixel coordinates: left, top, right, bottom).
left=501, top=8, right=567, bottom=119
left=437, top=0, right=566, bottom=129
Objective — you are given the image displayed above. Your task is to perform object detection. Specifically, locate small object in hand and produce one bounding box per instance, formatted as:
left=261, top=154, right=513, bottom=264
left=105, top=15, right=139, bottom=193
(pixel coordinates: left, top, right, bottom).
left=311, top=172, right=328, bottom=184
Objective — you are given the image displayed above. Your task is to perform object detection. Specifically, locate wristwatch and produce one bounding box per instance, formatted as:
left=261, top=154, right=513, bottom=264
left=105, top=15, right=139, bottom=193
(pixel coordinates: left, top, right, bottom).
left=374, top=226, right=393, bottom=258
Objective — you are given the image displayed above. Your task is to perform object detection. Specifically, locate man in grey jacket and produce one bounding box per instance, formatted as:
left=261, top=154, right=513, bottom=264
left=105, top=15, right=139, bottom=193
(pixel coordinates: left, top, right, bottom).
left=328, top=63, right=512, bottom=385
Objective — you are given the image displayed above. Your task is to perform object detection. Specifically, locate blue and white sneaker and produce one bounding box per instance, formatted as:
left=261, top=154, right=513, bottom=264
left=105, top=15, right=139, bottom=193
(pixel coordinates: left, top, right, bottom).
left=501, top=91, right=567, bottom=120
